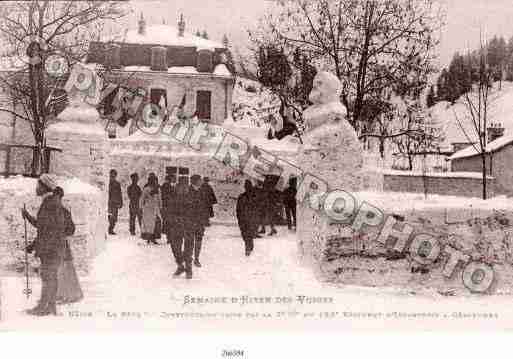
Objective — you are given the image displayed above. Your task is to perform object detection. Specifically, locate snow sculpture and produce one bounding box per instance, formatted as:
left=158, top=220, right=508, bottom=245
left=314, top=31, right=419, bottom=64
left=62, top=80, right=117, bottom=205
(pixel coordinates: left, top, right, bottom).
left=296, top=71, right=365, bottom=279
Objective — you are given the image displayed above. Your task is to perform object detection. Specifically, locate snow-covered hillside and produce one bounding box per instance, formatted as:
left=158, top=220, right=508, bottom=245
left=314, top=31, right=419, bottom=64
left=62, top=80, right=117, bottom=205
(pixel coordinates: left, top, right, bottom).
left=430, top=81, right=513, bottom=149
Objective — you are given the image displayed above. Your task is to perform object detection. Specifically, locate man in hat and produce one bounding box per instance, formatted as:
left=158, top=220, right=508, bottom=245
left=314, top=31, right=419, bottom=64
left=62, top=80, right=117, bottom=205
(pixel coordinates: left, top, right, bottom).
left=127, top=172, right=142, bottom=236
left=22, top=174, right=66, bottom=316
left=185, top=175, right=210, bottom=275
left=108, top=169, right=123, bottom=235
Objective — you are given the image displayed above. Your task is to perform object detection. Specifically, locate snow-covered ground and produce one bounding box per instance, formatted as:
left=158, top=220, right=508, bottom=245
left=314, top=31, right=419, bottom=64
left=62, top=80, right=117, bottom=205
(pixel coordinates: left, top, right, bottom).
left=1, top=221, right=513, bottom=331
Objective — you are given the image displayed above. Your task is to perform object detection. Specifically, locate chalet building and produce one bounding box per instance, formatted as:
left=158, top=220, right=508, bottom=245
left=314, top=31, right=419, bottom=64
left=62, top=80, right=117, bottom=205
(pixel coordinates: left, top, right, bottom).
left=86, top=14, right=235, bottom=137
left=449, top=123, right=513, bottom=195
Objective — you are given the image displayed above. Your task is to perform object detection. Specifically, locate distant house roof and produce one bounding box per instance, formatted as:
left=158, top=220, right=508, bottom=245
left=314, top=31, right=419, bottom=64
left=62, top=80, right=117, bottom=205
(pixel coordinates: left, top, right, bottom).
left=449, top=134, right=513, bottom=160
left=87, top=24, right=234, bottom=77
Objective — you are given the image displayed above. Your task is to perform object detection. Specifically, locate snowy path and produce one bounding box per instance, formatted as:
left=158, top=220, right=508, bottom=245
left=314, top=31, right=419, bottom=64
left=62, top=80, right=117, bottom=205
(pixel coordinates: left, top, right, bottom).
left=2, top=223, right=513, bottom=330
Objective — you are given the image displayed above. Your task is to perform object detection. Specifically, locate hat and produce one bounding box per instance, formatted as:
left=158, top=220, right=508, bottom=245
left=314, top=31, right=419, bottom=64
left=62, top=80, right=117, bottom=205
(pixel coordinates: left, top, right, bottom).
left=39, top=174, right=58, bottom=190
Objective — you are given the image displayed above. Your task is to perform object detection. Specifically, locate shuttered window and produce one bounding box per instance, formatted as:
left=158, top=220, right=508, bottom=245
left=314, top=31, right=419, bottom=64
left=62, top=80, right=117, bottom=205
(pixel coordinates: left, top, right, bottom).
left=196, top=90, right=211, bottom=120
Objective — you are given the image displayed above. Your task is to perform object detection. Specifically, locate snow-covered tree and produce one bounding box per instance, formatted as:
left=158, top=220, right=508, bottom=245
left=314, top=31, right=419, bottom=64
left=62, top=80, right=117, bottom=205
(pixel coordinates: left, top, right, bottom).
left=249, top=0, right=443, bottom=135
left=0, top=1, right=128, bottom=173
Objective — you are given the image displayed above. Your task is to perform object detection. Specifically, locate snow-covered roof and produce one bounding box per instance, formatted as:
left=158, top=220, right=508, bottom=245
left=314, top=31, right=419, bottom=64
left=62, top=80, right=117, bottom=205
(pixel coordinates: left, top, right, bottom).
left=449, top=134, right=513, bottom=160
left=121, top=25, right=224, bottom=50
left=213, top=64, right=231, bottom=76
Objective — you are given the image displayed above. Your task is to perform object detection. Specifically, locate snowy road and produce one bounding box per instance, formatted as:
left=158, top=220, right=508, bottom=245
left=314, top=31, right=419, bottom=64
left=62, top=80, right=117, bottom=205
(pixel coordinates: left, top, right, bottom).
left=1, top=223, right=513, bottom=330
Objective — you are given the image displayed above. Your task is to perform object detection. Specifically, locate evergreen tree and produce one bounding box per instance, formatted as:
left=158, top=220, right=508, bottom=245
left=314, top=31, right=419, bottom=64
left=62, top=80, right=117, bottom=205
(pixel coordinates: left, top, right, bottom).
left=506, top=36, right=513, bottom=81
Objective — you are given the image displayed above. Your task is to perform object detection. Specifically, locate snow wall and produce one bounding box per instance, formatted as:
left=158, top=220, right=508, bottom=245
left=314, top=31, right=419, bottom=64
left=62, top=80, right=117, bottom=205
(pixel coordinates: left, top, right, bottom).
left=0, top=176, right=105, bottom=276
left=299, top=192, right=513, bottom=296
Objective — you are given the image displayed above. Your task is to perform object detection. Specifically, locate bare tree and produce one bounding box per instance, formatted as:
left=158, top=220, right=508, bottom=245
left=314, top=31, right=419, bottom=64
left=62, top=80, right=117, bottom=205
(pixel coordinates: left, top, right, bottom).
left=0, top=1, right=128, bottom=172
left=453, top=36, right=496, bottom=199
left=250, top=0, right=443, bottom=134
left=392, top=99, right=443, bottom=170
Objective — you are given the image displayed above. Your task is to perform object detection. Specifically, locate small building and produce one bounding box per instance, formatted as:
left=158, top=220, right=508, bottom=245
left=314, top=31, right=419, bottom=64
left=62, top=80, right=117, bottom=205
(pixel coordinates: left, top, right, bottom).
left=449, top=127, right=513, bottom=195
left=86, top=13, right=235, bottom=137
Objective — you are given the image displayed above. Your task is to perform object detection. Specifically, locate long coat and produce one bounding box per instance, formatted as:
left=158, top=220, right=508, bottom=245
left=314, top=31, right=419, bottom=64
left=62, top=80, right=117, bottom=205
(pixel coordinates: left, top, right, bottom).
left=187, top=186, right=210, bottom=229
left=140, top=186, right=161, bottom=234
left=200, top=183, right=217, bottom=218
left=236, top=190, right=258, bottom=240
left=34, top=193, right=66, bottom=259
left=108, top=179, right=123, bottom=210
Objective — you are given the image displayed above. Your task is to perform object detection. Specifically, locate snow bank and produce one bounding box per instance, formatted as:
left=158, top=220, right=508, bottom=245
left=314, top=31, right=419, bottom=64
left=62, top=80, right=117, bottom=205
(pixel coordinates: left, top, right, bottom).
left=55, top=105, right=102, bottom=126
left=0, top=176, right=105, bottom=275
left=354, top=191, right=513, bottom=213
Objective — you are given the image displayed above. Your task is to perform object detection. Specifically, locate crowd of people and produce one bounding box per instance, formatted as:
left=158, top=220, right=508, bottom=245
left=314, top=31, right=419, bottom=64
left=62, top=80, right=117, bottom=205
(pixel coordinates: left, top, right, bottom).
left=20, top=169, right=298, bottom=316
left=108, top=169, right=298, bottom=271
left=108, top=169, right=217, bottom=279
left=236, top=176, right=297, bottom=256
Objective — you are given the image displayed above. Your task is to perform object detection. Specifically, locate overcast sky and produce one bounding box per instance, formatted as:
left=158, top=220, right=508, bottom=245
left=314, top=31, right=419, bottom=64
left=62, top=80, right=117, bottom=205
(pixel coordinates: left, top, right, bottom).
left=129, top=0, right=513, bottom=67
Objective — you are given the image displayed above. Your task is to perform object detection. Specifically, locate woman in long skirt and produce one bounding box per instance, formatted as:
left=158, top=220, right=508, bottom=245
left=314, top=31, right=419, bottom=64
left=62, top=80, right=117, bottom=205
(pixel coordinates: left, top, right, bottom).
left=140, top=173, right=162, bottom=244
left=54, top=187, right=83, bottom=304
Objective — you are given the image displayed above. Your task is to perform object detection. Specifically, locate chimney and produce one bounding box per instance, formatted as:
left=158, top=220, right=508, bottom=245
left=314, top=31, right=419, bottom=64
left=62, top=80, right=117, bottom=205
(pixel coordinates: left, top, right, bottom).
left=178, top=14, right=185, bottom=37
left=138, top=12, right=146, bottom=35
left=487, top=122, right=505, bottom=143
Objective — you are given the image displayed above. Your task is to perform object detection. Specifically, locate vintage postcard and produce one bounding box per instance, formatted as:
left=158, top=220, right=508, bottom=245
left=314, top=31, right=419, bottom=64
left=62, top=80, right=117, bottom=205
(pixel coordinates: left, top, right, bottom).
left=1, top=0, right=513, bottom=333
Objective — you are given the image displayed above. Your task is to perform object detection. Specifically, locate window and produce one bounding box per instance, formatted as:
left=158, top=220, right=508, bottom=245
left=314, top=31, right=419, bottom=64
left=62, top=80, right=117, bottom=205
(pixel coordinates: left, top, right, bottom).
left=196, top=90, right=211, bottom=120
left=166, top=166, right=190, bottom=185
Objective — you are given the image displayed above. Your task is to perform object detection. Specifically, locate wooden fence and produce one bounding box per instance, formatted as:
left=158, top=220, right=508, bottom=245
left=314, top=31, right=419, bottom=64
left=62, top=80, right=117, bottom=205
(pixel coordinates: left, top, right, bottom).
left=0, top=144, right=62, bottom=178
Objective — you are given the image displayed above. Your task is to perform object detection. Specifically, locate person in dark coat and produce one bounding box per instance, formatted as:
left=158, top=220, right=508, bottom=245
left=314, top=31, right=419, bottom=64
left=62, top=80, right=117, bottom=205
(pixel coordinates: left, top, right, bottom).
left=22, top=174, right=66, bottom=316
left=53, top=186, right=83, bottom=305
left=108, top=169, right=123, bottom=235
left=263, top=175, right=279, bottom=236
left=169, top=177, right=190, bottom=278
left=282, top=177, right=297, bottom=230
left=255, top=180, right=266, bottom=236
left=127, top=173, right=142, bottom=236
left=201, top=177, right=217, bottom=226
left=187, top=174, right=210, bottom=272
left=160, top=174, right=175, bottom=243
left=236, top=180, right=258, bottom=256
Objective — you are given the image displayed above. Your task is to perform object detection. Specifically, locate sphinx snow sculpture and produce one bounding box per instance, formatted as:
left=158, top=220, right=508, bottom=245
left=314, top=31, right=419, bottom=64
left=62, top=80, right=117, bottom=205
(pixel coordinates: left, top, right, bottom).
left=296, top=71, right=365, bottom=278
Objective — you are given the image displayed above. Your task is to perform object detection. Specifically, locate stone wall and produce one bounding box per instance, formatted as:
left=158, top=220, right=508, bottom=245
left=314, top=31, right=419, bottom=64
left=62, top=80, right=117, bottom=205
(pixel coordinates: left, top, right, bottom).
left=383, top=171, right=496, bottom=198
